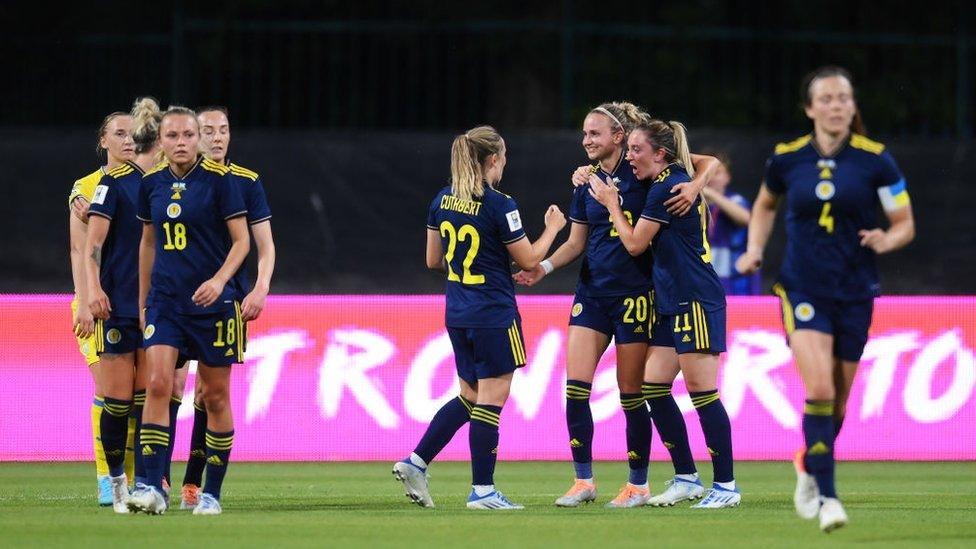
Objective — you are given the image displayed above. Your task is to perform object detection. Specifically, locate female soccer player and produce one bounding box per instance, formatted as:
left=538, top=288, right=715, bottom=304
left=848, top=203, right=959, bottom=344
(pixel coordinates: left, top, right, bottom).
left=393, top=125, right=566, bottom=510
left=84, top=99, right=164, bottom=513
left=68, top=111, right=134, bottom=505
left=518, top=103, right=718, bottom=507
left=127, top=106, right=250, bottom=516
left=179, top=105, right=275, bottom=510
left=736, top=66, right=915, bottom=532
left=589, top=119, right=740, bottom=510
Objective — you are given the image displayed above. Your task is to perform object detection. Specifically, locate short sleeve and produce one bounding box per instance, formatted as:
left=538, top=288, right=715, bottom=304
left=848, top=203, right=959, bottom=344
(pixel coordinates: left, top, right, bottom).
left=640, top=183, right=673, bottom=225
left=494, top=195, right=526, bottom=244
left=876, top=151, right=910, bottom=212
left=245, top=177, right=272, bottom=224
left=569, top=186, right=588, bottom=224
left=87, top=175, right=117, bottom=220
left=137, top=177, right=152, bottom=222
left=763, top=154, right=785, bottom=194
left=217, top=175, right=247, bottom=220
left=426, top=193, right=441, bottom=230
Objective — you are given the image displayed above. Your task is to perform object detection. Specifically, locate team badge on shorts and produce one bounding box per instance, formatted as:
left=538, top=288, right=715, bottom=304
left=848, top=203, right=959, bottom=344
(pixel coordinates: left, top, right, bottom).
left=106, top=328, right=122, bottom=344
left=144, top=324, right=156, bottom=339
left=795, top=302, right=815, bottom=322
left=167, top=203, right=182, bottom=218
left=815, top=181, right=835, bottom=200
left=571, top=303, right=583, bottom=317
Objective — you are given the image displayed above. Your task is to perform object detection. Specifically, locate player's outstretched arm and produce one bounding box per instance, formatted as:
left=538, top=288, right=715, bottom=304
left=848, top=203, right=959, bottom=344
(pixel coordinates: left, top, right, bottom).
left=507, top=205, right=567, bottom=271
left=514, top=221, right=586, bottom=286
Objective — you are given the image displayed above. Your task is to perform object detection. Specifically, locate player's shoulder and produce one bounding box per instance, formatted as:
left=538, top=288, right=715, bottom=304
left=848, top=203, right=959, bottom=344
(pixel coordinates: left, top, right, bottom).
left=201, top=157, right=231, bottom=176
left=143, top=161, right=169, bottom=179
left=105, top=162, right=137, bottom=181
left=486, top=186, right=513, bottom=201
left=75, top=167, right=104, bottom=187
left=228, top=161, right=260, bottom=181
left=655, top=163, right=691, bottom=186
left=848, top=133, right=886, bottom=156
left=773, top=134, right=813, bottom=157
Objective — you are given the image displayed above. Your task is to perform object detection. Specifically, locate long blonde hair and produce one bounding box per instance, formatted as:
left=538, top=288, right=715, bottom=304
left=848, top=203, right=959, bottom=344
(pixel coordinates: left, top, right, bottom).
left=589, top=101, right=652, bottom=138
left=450, top=125, right=503, bottom=201
left=635, top=119, right=705, bottom=225
left=130, top=97, right=162, bottom=156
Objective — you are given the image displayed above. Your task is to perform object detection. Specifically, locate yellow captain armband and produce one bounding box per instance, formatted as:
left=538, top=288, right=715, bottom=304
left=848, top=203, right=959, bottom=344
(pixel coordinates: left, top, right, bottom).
left=878, top=179, right=911, bottom=212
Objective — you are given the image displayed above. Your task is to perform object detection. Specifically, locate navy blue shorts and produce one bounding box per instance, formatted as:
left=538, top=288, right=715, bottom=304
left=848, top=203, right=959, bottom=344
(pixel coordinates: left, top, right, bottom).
left=143, top=303, right=244, bottom=367
left=773, top=284, right=873, bottom=362
left=447, top=319, right=527, bottom=385
left=568, top=290, right=652, bottom=345
left=649, top=303, right=726, bottom=354
left=95, top=316, right=142, bottom=355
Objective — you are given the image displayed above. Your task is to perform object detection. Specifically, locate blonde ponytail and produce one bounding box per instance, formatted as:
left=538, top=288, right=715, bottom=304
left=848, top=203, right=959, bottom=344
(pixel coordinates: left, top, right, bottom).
left=450, top=125, right=503, bottom=201
left=130, top=97, right=162, bottom=155
left=669, top=121, right=694, bottom=178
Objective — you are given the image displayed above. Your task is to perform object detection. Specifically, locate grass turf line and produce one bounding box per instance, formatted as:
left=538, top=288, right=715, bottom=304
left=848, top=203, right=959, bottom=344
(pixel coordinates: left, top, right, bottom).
left=1, top=461, right=974, bottom=548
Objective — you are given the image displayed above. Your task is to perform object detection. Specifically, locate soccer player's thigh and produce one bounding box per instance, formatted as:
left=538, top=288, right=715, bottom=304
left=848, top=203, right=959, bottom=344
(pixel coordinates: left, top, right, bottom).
left=99, top=317, right=141, bottom=395
left=646, top=316, right=680, bottom=383
left=832, top=298, right=873, bottom=414
left=610, top=292, right=651, bottom=392
left=567, top=294, right=612, bottom=383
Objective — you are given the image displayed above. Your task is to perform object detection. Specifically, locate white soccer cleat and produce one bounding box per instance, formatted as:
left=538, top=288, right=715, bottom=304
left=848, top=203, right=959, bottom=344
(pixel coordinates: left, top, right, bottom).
left=126, top=484, right=167, bottom=515
left=554, top=479, right=597, bottom=507
left=393, top=461, right=434, bottom=508
left=691, top=484, right=741, bottom=508
left=819, top=497, right=848, bottom=533
left=193, top=493, right=223, bottom=515
left=646, top=477, right=705, bottom=507
left=466, top=490, right=524, bottom=510
left=793, top=451, right=820, bottom=520
left=109, top=474, right=130, bottom=514
left=605, top=483, right=651, bottom=508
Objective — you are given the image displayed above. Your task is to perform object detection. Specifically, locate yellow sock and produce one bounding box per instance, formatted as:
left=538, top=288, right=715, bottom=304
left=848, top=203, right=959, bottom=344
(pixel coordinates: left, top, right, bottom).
left=92, top=397, right=109, bottom=478
left=124, top=416, right=136, bottom=482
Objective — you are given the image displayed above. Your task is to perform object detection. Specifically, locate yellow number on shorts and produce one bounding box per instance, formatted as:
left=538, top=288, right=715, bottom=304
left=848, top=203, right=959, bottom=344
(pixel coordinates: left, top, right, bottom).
left=698, top=203, right=712, bottom=263
left=213, top=320, right=225, bottom=347
left=439, top=221, right=485, bottom=285
left=673, top=314, right=692, bottom=333
left=213, top=317, right=236, bottom=347
left=622, top=296, right=648, bottom=324
left=609, top=211, right=634, bottom=237
left=162, top=222, right=187, bottom=250
left=819, top=202, right=835, bottom=234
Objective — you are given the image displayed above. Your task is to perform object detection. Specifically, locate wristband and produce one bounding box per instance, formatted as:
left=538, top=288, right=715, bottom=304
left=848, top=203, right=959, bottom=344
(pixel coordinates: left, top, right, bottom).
left=540, top=259, right=554, bottom=275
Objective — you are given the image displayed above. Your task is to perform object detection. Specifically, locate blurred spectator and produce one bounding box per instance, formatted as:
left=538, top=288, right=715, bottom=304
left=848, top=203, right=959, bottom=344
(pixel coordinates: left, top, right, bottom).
left=701, top=151, right=761, bottom=295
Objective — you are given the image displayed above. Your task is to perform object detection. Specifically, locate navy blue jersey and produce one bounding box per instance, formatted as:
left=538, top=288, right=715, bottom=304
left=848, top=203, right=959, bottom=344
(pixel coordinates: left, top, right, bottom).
left=426, top=185, right=526, bottom=328
left=226, top=161, right=272, bottom=300
left=87, top=161, right=144, bottom=318
left=764, top=134, right=909, bottom=300
left=569, top=155, right=653, bottom=297
left=641, top=164, right=726, bottom=314
left=137, top=156, right=247, bottom=315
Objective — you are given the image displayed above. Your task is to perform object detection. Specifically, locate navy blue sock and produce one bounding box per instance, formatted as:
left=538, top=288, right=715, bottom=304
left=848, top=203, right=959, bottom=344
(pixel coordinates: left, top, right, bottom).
left=803, top=400, right=837, bottom=498
left=131, top=390, right=146, bottom=485
left=164, top=396, right=181, bottom=486
left=140, top=423, right=170, bottom=492
left=183, top=400, right=208, bottom=487
left=100, top=397, right=132, bottom=478
left=413, top=396, right=473, bottom=465
left=690, top=390, right=734, bottom=484
left=643, top=383, right=697, bottom=475
left=621, top=392, right=650, bottom=485
left=565, top=380, right=594, bottom=479
left=834, top=414, right=845, bottom=441
left=204, top=430, right=234, bottom=500
left=469, top=404, right=501, bottom=486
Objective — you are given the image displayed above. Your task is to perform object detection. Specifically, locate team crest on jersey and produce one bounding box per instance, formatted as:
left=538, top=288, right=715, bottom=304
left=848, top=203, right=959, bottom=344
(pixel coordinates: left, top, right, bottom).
left=170, top=182, right=186, bottom=200
left=571, top=303, right=583, bottom=317
left=815, top=181, right=835, bottom=200
left=144, top=324, right=155, bottom=339
left=795, top=302, right=815, bottom=322
left=167, top=203, right=182, bottom=219
left=106, top=328, right=121, bottom=345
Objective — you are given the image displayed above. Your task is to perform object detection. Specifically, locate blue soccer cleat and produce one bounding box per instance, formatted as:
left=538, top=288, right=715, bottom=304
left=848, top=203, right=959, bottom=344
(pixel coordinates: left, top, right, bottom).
left=127, top=483, right=167, bottom=515
left=193, top=493, right=223, bottom=516
left=466, top=489, right=524, bottom=510
left=97, top=475, right=113, bottom=507
left=691, top=483, right=741, bottom=508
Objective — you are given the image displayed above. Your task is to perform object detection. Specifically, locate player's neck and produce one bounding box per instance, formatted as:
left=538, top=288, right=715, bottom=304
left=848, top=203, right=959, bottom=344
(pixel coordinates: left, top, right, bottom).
left=600, top=148, right=623, bottom=174
left=134, top=153, right=156, bottom=172
left=813, top=129, right=849, bottom=157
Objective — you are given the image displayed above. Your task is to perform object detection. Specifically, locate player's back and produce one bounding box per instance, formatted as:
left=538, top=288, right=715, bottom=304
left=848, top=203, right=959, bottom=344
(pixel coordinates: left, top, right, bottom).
left=427, top=185, right=526, bottom=328
left=88, top=162, right=144, bottom=318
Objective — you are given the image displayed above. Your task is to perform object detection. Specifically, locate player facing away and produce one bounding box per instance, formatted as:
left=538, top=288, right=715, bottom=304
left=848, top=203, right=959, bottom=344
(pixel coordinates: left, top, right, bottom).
left=393, top=125, right=566, bottom=510
left=589, top=120, right=739, bottom=509
left=127, top=107, right=250, bottom=516
left=83, top=103, right=163, bottom=513
left=67, top=111, right=137, bottom=505
left=737, top=66, right=915, bottom=532
left=179, top=106, right=275, bottom=511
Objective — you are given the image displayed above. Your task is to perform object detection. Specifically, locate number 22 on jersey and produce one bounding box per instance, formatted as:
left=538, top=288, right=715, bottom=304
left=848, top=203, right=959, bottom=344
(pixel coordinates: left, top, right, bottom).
left=439, top=221, right=485, bottom=285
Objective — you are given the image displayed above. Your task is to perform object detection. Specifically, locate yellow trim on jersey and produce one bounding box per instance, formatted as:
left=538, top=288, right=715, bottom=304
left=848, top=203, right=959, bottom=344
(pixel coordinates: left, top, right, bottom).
left=229, top=163, right=260, bottom=181
left=108, top=164, right=134, bottom=178
left=772, top=283, right=795, bottom=335
left=850, top=133, right=885, bottom=155
left=774, top=135, right=812, bottom=155
left=202, top=158, right=231, bottom=175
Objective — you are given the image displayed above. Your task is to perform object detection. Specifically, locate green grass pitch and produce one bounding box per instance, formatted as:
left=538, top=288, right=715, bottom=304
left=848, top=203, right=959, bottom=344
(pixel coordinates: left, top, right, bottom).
left=1, top=461, right=974, bottom=548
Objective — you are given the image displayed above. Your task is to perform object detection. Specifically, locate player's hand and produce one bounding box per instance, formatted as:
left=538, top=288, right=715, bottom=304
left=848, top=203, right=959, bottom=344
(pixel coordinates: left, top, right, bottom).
left=71, top=196, right=91, bottom=223
left=664, top=182, right=696, bottom=216
left=241, top=287, right=267, bottom=321
left=858, top=228, right=889, bottom=253
left=544, top=205, right=567, bottom=232
left=736, top=249, right=763, bottom=275
left=571, top=165, right=591, bottom=187
left=513, top=265, right=546, bottom=286
left=89, top=287, right=112, bottom=320
left=587, top=173, right=618, bottom=208
left=192, top=278, right=225, bottom=307
left=73, top=306, right=94, bottom=338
